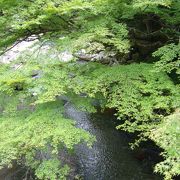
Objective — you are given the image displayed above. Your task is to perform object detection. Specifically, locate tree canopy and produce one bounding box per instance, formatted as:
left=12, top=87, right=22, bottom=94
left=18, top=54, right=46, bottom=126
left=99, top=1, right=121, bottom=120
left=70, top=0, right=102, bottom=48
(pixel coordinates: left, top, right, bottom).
left=0, top=0, right=179, bottom=179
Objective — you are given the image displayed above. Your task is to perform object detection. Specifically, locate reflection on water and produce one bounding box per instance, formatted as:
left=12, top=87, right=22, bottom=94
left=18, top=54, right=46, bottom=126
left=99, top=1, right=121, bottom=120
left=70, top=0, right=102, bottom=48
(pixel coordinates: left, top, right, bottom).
left=64, top=102, right=161, bottom=180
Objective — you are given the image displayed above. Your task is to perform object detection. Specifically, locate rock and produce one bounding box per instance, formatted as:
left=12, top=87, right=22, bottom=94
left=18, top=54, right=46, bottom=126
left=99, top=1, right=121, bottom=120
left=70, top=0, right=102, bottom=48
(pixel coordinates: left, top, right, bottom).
left=74, top=49, right=119, bottom=65
left=0, top=35, right=39, bottom=64
left=58, top=51, right=74, bottom=62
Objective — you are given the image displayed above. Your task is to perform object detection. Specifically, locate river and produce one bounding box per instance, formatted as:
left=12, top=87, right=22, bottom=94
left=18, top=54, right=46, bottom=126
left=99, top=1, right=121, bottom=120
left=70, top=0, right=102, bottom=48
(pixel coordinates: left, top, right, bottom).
left=0, top=100, right=162, bottom=180
left=64, top=102, right=161, bottom=180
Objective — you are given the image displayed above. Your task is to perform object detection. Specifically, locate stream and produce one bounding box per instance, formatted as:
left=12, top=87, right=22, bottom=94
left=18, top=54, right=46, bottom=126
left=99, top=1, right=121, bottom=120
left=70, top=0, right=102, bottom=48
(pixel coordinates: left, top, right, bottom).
left=64, top=102, right=161, bottom=180
left=0, top=101, right=162, bottom=180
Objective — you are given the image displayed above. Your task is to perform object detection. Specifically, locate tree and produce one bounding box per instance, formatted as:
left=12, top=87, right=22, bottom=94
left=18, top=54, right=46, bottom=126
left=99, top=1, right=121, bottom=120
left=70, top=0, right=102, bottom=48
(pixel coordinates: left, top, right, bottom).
left=0, top=0, right=179, bottom=179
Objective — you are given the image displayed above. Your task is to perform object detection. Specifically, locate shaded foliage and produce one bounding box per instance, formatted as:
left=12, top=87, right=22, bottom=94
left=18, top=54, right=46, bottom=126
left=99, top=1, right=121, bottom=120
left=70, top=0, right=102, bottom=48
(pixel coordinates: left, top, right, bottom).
left=0, top=0, right=180, bottom=179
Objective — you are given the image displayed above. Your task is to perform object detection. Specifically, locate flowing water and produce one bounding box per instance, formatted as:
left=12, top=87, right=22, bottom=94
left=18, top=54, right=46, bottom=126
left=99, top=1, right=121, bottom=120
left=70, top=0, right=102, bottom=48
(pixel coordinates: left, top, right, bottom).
left=64, top=102, right=161, bottom=180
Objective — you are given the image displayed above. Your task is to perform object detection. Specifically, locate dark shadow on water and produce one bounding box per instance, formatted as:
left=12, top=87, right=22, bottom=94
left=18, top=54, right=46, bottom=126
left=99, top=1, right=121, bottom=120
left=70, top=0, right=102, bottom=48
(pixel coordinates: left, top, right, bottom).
left=64, top=103, right=163, bottom=180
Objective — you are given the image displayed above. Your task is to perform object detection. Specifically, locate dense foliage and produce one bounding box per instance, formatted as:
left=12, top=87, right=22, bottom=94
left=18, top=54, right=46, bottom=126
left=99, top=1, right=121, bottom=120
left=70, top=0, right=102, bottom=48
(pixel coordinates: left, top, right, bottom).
left=150, top=110, right=180, bottom=179
left=0, top=0, right=179, bottom=179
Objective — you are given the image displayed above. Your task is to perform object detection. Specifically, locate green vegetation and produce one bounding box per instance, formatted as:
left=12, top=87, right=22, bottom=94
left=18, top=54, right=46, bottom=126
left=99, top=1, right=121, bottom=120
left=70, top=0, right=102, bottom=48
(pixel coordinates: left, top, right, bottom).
left=0, top=0, right=179, bottom=179
left=150, top=110, right=180, bottom=180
